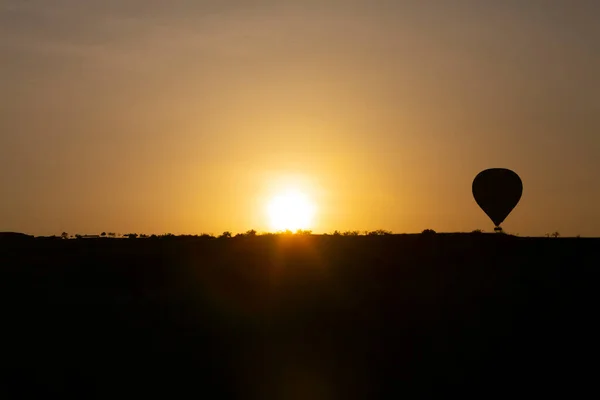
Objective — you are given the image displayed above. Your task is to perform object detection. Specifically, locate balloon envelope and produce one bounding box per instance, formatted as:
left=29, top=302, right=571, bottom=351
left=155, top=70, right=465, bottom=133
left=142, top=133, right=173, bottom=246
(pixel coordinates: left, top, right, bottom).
left=472, top=168, right=523, bottom=227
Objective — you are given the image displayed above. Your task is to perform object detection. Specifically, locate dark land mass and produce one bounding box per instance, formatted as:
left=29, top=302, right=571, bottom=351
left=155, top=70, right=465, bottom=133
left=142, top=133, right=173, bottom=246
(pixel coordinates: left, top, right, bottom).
left=1, top=234, right=597, bottom=398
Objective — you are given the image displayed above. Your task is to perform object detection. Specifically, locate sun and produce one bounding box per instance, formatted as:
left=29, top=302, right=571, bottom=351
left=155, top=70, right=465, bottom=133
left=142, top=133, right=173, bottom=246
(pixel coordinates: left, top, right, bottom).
left=266, top=189, right=316, bottom=232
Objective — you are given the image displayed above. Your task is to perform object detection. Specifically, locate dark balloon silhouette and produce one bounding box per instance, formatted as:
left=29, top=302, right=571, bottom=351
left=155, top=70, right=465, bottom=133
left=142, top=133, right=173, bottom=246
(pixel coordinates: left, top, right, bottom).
left=472, top=168, right=523, bottom=230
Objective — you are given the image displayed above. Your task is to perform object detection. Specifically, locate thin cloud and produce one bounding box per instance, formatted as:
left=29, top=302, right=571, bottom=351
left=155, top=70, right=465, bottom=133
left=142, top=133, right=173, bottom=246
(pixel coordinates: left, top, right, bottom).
left=0, top=2, right=388, bottom=72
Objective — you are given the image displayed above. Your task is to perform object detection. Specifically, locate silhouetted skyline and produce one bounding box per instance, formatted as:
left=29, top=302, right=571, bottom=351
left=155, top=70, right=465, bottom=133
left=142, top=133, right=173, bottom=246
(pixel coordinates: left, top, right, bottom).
left=1, top=1, right=599, bottom=236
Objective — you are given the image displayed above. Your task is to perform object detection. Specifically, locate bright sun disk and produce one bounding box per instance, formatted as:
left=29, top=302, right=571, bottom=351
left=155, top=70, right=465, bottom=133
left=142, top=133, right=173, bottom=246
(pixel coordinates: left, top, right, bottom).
left=267, top=190, right=315, bottom=232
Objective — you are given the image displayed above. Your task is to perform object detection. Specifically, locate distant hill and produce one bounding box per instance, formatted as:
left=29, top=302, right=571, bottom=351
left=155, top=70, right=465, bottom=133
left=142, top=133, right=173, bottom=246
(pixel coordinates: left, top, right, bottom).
left=0, top=232, right=34, bottom=240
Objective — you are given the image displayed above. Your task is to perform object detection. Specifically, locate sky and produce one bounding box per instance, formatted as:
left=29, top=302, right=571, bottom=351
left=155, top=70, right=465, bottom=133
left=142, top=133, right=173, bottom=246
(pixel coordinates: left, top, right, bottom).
left=1, top=0, right=599, bottom=237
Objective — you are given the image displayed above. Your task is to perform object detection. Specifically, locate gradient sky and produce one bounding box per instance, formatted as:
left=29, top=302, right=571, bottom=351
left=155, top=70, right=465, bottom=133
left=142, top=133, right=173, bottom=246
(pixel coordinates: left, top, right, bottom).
left=1, top=0, right=599, bottom=237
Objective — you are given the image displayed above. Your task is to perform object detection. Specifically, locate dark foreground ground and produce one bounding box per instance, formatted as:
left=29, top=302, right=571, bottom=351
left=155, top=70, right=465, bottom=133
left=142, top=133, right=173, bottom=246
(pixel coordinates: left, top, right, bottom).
left=0, top=233, right=598, bottom=398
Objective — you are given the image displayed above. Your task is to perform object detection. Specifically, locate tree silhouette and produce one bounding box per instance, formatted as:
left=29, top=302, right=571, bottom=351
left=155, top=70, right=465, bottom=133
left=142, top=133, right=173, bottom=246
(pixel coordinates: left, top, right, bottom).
left=219, top=231, right=232, bottom=239
left=61, top=232, right=69, bottom=240
left=101, top=232, right=106, bottom=238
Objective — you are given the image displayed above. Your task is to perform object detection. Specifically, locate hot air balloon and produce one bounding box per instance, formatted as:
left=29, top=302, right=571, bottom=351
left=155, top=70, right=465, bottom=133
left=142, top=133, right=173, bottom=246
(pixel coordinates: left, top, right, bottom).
left=472, top=168, right=522, bottom=232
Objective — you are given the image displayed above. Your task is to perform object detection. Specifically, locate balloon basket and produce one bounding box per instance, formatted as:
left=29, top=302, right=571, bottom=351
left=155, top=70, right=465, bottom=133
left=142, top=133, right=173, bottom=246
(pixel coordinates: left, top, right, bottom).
left=494, top=226, right=503, bottom=233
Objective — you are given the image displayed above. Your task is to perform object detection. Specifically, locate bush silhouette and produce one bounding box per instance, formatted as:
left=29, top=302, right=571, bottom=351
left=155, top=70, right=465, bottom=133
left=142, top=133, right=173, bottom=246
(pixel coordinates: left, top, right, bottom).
left=367, top=230, right=392, bottom=236
left=236, top=230, right=257, bottom=238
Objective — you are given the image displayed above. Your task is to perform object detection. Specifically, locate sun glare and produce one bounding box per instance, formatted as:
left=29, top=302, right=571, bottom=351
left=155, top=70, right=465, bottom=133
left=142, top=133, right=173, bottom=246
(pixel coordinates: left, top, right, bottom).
left=267, top=190, right=316, bottom=232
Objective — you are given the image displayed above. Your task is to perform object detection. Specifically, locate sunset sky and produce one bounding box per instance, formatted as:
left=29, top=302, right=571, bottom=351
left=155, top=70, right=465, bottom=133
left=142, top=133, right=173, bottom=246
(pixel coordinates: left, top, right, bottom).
left=1, top=1, right=598, bottom=237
